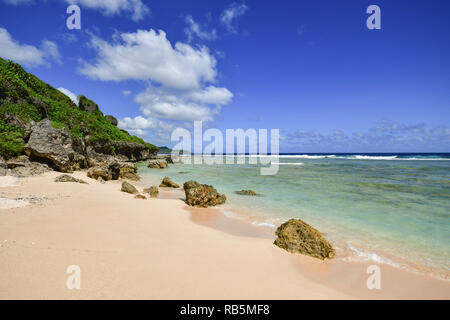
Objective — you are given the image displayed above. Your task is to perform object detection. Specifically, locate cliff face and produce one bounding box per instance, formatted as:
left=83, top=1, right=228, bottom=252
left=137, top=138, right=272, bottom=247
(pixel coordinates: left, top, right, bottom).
left=0, top=58, right=157, bottom=168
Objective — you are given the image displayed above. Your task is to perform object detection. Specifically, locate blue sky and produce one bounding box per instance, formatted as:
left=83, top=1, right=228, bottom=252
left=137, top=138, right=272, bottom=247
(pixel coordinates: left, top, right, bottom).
left=0, top=0, right=449, bottom=152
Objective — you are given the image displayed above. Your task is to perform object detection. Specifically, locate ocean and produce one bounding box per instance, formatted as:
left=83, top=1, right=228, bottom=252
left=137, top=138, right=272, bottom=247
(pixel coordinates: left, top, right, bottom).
left=138, top=153, right=450, bottom=279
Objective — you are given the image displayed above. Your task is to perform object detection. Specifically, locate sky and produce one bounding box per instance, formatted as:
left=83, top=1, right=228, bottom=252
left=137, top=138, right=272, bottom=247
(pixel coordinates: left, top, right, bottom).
left=0, top=0, right=449, bottom=152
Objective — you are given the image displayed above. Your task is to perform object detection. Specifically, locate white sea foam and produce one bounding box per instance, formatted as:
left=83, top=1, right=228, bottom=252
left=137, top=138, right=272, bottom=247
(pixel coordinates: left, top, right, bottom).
left=271, top=162, right=304, bottom=166
left=345, top=244, right=401, bottom=267
left=251, top=221, right=277, bottom=229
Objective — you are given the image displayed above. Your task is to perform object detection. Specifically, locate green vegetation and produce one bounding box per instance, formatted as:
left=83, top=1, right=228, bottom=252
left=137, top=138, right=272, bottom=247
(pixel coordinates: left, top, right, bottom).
left=0, top=57, right=157, bottom=158
left=157, top=146, right=172, bottom=154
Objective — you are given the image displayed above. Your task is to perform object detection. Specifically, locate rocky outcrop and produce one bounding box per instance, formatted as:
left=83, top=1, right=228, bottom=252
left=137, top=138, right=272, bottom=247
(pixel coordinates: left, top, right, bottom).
left=0, top=155, right=51, bottom=177
left=143, top=186, right=159, bottom=198
left=149, top=154, right=176, bottom=164
left=119, top=162, right=140, bottom=181
left=160, top=177, right=179, bottom=188
left=183, top=180, right=226, bottom=207
left=24, top=119, right=80, bottom=172
left=147, top=160, right=168, bottom=169
left=87, top=161, right=120, bottom=181
left=105, top=115, right=118, bottom=126
left=55, top=174, right=88, bottom=184
left=78, top=95, right=99, bottom=113
left=88, top=140, right=154, bottom=162
left=234, top=190, right=259, bottom=196
left=121, top=181, right=139, bottom=194
left=273, top=219, right=335, bottom=260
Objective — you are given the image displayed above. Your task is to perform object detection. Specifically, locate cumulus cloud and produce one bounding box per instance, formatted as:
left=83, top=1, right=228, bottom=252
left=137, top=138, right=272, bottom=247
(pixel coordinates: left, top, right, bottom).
left=220, top=2, right=248, bottom=34
left=79, top=29, right=217, bottom=90
left=57, top=87, right=79, bottom=105
left=184, top=15, right=217, bottom=42
left=65, top=0, right=149, bottom=21
left=0, top=28, right=60, bottom=67
left=283, top=120, right=450, bottom=152
left=80, top=28, right=233, bottom=144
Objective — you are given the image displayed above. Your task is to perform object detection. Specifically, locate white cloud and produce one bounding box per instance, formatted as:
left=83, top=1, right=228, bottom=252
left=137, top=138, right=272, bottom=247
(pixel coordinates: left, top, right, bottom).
left=220, top=2, right=248, bottom=34
left=135, top=86, right=220, bottom=122
left=184, top=15, right=217, bottom=42
left=66, top=0, right=149, bottom=21
left=190, top=85, right=233, bottom=105
left=57, top=87, right=79, bottom=105
left=80, top=28, right=232, bottom=143
left=122, top=90, right=132, bottom=96
left=79, top=29, right=218, bottom=90
left=0, top=28, right=60, bottom=67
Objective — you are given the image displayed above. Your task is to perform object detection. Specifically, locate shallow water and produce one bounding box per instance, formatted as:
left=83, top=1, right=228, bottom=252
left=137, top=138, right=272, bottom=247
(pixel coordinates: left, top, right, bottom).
left=139, top=153, right=450, bottom=278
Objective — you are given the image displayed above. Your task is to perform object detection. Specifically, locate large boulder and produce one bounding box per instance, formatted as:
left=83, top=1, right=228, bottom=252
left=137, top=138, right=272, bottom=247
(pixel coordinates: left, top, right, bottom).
left=24, top=119, right=79, bottom=172
left=274, top=219, right=335, bottom=260
left=121, top=181, right=138, bottom=194
left=160, top=176, right=179, bottom=188
left=147, top=160, right=168, bottom=169
left=183, top=180, right=226, bottom=207
left=119, top=162, right=140, bottom=181
left=105, top=115, right=118, bottom=126
left=87, top=161, right=120, bottom=181
left=78, top=95, right=99, bottom=113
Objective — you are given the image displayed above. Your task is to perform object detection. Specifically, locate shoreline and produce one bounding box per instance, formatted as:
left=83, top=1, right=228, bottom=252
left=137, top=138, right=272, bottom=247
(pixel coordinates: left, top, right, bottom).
left=0, top=171, right=449, bottom=299
left=138, top=167, right=450, bottom=283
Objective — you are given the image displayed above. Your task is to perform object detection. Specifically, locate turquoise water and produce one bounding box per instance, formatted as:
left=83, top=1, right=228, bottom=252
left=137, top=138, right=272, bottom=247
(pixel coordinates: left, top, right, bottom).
left=138, top=154, right=450, bottom=278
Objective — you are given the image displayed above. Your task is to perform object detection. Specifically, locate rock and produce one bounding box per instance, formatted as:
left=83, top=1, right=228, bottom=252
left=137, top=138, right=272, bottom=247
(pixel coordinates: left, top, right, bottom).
left=160, top=176, right=179, bottom=188
left=273, top=219, right=335, bottom=260
left=6, top=155, right=30, bottom=169
left=1, top=156, right=51, bottom=177
left=134, top=194, right=147, bottom=200
left=24, top=119, right=77, bottom=172
left=0, top=156, right=6, bottom=169
left=147, top=160, right=168, bottom=169
left=29, top=96, right=48, bottom=118
left=234, top=190, right=259, bottom=196
left=1, top=112, right=35, bottom=139
left=105, top=115, right=118, bottom=126
left=183, top=180, right=200, bottom=190
left=86, top=161, right=120, bottom=181
left=119, top=162, right=140, bottom=181
left=87, top=165, right=110, bottom=180
left=97, top=176, right=105, bottom=184
left=55, top=174, right=88, bottom=184
left=143, top=186, right=159, bottom=198
left=88, top=140, right=155, bottom=162
left=78, top=95, right=99, bottom=113
left=183, top=180, right=226, bottom=207
left=121, top=181, right=139, bottom=194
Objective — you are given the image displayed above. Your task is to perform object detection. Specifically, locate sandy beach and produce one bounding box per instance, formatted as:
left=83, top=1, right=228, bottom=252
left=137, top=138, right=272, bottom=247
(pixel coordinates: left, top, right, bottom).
left=0, top=171, right=449, bottom=300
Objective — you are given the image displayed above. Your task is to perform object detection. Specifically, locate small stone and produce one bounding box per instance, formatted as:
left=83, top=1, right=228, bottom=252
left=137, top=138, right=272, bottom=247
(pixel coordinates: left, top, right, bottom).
left=134, top=194, right=147, bottom=200
left=121, top=181, right=139, bottom=194
left=143, top=186, right=159, bottom=198
left=159, top=177, right=179, bottom=188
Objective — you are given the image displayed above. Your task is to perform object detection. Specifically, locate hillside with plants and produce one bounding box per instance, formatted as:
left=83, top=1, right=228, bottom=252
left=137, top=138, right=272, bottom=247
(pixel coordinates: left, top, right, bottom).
left=0, top=57, right=157, bottom=159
